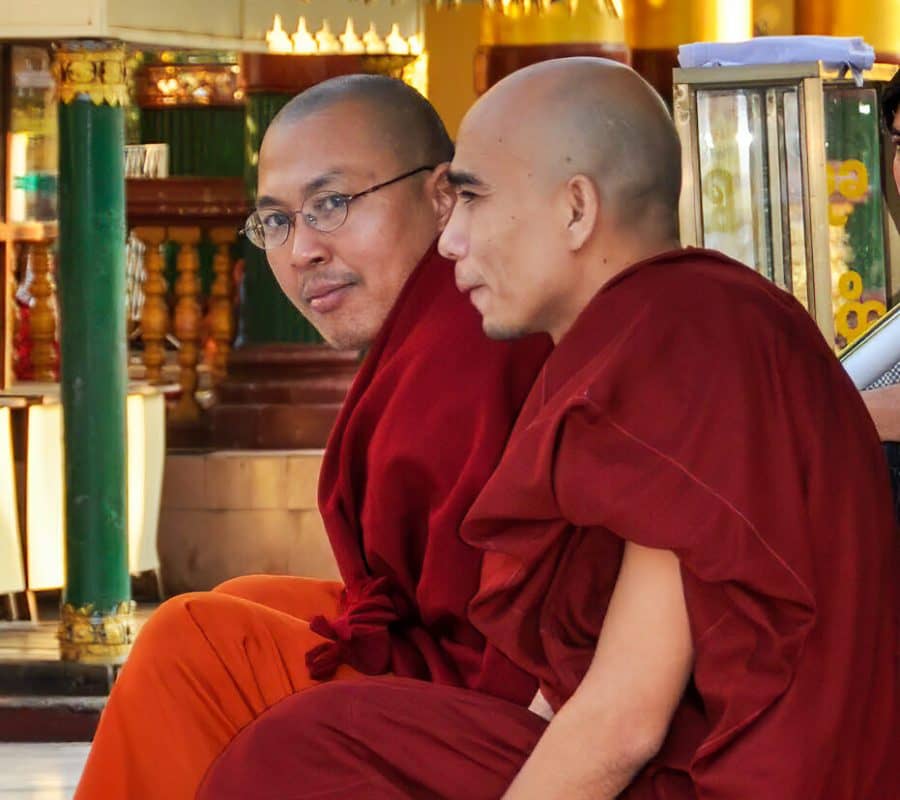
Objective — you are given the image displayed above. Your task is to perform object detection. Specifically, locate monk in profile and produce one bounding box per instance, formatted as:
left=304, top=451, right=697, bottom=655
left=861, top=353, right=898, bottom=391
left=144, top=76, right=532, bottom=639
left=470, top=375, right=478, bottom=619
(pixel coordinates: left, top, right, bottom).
left=74, top=76, right=549, bottom=799
left=200, top=58, right=898, bottom=800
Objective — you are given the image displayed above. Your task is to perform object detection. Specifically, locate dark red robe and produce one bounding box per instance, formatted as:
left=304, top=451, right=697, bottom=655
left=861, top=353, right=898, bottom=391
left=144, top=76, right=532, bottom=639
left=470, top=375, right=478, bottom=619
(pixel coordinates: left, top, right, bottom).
left=200, top=248, right=899, bottom=799
left=307, top=243, right=550, bottom=704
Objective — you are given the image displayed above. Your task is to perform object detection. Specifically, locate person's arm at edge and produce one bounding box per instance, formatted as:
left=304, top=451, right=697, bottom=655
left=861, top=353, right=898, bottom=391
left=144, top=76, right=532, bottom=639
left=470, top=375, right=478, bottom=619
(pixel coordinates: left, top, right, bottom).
left=861, top=385, right=900, bottom=442
left=502, top=543, right=693, bottom=800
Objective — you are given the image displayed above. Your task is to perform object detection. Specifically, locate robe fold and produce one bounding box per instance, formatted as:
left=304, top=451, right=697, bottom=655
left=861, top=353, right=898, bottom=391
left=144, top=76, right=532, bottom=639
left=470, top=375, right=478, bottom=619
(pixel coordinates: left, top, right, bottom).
left=201, top=247, right=898, bottom=800
left=463, top=248, right=899, bottom=798
left=74, top=243, right=549, bottom=800
left=309, top=243, right=550, bottom=701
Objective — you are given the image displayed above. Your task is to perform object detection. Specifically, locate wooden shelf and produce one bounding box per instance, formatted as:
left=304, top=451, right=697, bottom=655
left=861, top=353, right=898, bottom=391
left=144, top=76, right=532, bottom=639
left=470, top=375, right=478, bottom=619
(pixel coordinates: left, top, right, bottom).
left=0, top=221, right=57, bottom=243
left=126, top=177, right=248, bottom=227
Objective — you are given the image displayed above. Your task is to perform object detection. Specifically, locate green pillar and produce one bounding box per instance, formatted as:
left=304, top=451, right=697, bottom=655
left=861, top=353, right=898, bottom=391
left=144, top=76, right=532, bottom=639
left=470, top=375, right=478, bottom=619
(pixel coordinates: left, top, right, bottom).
left=54, top=42, right=133, bottom=663
left=241, top=92, right=323, bottom=345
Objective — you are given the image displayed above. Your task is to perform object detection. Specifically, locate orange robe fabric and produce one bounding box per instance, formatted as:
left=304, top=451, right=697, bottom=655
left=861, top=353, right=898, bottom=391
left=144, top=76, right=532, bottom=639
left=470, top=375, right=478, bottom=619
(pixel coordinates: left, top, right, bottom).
left=199, top=248, right=899, bottom=799
left=74, top=245, right=549, bottom=800
left=74, top=576, right=360, bottom=799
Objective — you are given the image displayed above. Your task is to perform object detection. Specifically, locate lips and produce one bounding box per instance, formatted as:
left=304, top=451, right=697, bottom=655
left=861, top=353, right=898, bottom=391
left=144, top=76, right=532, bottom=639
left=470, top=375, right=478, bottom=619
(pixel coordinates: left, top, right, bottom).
left=303, top=281, right=356, bottom=314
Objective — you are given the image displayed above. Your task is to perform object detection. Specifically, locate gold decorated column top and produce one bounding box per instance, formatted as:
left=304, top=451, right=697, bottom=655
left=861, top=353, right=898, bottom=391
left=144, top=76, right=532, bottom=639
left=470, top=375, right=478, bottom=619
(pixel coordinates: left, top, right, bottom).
left=54, top=41, right=127, bottom=106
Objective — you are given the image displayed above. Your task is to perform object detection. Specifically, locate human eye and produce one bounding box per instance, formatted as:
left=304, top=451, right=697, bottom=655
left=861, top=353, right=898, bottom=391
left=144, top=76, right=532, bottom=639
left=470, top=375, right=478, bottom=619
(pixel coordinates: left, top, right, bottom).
left=456, top=189, right=480, bottom=204
left=259, top=210, right=291, bottom=229
left=311, top=193, right=348, bottom=215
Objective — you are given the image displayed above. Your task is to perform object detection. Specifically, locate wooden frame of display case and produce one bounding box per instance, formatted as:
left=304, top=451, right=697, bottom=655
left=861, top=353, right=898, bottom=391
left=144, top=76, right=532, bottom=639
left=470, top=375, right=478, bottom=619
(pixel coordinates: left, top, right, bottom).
left=674, top=61, right=900, bottom=350
left=0, top=42, right=59, bottom=391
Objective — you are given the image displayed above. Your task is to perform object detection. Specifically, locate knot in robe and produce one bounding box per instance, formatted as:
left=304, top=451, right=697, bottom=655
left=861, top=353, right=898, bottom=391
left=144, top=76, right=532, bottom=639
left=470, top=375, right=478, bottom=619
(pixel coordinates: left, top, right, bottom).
left=311, top=244, right=552, bottom=702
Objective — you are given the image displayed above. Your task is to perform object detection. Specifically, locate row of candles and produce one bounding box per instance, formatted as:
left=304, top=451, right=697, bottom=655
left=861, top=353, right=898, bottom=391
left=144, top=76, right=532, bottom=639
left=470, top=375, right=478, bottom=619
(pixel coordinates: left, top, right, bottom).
left=266, top=16, right=425, bottom=56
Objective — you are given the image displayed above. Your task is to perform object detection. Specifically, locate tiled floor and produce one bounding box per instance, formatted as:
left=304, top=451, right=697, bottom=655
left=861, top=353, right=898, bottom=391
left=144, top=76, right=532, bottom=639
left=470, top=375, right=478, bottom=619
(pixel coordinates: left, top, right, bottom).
left=0, top=742, right=88, bottom=799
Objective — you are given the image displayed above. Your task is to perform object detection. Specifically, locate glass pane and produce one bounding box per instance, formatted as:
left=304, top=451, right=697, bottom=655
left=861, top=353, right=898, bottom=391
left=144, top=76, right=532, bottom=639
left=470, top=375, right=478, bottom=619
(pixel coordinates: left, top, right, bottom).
left=9, top=46, right=58, bottom=223
left=780, top=88, right=810, bottom=310
left=824, top=86, right=888, bottom=352
left=696, top=88, right=771, bottom=276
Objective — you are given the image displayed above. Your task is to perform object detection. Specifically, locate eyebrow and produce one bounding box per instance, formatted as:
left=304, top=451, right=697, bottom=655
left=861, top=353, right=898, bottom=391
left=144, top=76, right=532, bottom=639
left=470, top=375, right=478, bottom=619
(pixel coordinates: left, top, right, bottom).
left=256, top=170, right=349, bottom=208
left=446, top=169, right=488, bottom=189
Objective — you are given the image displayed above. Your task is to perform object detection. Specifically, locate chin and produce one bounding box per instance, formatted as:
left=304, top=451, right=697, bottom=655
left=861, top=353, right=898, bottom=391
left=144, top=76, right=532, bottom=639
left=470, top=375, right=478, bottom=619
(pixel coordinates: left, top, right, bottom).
left=482, top=319, right=529, bottom=342
left=318, top=323, right=376, bottom=352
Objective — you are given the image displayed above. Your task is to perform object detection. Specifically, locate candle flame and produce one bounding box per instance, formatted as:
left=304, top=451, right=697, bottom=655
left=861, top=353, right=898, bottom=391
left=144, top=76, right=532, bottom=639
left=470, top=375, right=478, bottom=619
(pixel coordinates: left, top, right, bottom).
left=386, top=23, right=410, bottom=55
left=315, top=19, right=341, bottom=54
left=339, top=18, right=365, bottom=54
left=266, top=14, right=293, bottom=53
left=292, top=17, right=317, bottom=54
left=363, top=22, right=387, bottom=54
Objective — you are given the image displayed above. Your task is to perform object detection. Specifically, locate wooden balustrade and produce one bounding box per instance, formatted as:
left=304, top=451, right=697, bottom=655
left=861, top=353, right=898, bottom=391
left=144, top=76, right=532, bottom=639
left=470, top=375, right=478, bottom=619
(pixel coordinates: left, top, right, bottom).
left=127, top=177, right=247, bottom=424
left=209, top=227, right=236, bottom=385
left=169, top=226, right=203, bottom=423
left=25, top=240, right=58, bottom=382
left=132, top=227, right=168, bottom=384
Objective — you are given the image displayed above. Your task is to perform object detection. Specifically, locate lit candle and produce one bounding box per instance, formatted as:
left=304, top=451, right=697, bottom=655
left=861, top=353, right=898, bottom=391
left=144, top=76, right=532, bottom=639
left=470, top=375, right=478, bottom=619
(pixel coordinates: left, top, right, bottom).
left=363, top=22, right=387, bottom=54
left=386, top=23, right=410, bottom=55
left=292, top=17, right=317, bottom=54
left=266, top=14, right=293, bottom=54
left=315, top=20, right=341, bottom=54
left=339, top=18, right=365, bottom=54
left=407, top=32, right=425, bottom=56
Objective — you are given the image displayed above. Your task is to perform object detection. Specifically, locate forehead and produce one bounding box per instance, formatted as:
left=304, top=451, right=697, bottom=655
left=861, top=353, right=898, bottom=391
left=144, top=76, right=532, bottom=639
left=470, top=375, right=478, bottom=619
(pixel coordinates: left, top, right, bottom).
left=259, top=103, right=394, bottom=190
left=453, top=113, right=512, bottom=178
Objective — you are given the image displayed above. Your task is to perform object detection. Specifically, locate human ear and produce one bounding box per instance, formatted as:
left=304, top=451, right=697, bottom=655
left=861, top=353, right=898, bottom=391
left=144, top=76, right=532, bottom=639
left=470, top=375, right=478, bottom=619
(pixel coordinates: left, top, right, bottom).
left=564, top=174, right=600, bottom=251
left=428, top=162, right=456, bottom=231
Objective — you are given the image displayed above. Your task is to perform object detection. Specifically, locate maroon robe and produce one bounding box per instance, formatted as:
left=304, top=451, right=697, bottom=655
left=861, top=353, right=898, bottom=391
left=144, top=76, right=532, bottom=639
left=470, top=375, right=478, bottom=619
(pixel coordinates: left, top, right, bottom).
left=306, top=243, right=550, bottom=703
left=200, top=248, right=898, bottom=800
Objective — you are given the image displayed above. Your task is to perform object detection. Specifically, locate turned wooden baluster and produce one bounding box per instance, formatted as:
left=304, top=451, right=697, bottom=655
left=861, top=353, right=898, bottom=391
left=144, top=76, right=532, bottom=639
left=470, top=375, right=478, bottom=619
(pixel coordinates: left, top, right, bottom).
left=29, top=240, right=58, bottom=382
left=132, top=227, right=169, bottom=384
left=208, top=227, right=236, bottom=384
left=169, top=227, right=203, bottom=422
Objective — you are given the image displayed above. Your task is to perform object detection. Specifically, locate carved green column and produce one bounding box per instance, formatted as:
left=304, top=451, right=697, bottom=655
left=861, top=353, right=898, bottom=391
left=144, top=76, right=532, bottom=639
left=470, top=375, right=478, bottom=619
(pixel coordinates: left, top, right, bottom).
left=54, top=41, right=133, bottom=663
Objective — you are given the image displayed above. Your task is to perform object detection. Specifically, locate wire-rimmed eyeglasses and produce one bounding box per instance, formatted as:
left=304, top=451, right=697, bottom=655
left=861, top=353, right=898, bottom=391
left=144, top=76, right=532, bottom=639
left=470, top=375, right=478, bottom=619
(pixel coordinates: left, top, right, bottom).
left=241, top=165, right=436, bottom=250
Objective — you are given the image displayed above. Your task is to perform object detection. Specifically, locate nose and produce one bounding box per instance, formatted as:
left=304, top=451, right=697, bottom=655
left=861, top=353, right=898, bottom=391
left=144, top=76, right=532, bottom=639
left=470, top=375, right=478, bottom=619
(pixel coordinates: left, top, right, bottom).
left=288, top=214, right=330, bottom=271
left=438, top=205, right=469, bottom=263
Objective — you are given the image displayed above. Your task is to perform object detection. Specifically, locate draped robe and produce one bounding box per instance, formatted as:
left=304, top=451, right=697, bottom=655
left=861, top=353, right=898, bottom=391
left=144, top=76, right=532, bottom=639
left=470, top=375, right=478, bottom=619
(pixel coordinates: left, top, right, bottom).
left=74, top=244, right=549, bottom=800
left=200, top=248, right=899, bottom=800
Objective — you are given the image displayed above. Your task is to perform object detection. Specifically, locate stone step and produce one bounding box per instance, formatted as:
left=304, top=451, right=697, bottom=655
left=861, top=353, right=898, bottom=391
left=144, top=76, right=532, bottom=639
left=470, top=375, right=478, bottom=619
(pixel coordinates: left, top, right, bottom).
left=0, top=696, right=103, bottom=742
left=0, top=659, right=116, bottom=697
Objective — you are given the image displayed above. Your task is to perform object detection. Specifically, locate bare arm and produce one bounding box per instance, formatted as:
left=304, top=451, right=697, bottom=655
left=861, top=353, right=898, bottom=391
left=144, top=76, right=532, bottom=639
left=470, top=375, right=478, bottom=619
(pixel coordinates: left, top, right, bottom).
left=502, top=543, right=693, bottom=800
left=861, top=386, right=900, bottom=442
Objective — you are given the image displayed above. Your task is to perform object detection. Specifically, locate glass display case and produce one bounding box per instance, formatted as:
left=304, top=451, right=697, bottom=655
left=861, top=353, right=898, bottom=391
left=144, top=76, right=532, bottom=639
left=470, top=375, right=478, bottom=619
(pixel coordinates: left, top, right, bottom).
left=8, top=46, right=57, bottom=223
left=674, top=62, right=899, bottom=353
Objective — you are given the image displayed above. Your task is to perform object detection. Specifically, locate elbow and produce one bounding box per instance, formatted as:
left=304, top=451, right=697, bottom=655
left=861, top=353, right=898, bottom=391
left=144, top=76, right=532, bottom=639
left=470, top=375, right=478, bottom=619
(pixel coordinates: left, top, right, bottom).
left=619, top=723, right=667, bottom=768
left=562, top=702, right=670, bottom=774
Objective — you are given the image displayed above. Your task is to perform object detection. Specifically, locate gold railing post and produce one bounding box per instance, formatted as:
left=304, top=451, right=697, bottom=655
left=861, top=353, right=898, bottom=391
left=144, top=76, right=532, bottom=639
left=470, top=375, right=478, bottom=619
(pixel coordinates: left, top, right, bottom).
left=208, top=227, right=236, bottom=385
left=132, top=226, right=168, bottom=384
left=168, top=226, right=202, bottom=422
left=29, top=240, right=58, bottom=382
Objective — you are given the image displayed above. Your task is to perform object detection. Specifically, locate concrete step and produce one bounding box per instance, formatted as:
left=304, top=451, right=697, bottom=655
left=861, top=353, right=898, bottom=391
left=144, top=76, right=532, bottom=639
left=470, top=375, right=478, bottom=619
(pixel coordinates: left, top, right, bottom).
left=0, top=696, right=104, bottom=742
left=0, top=658, right=116, bottom=697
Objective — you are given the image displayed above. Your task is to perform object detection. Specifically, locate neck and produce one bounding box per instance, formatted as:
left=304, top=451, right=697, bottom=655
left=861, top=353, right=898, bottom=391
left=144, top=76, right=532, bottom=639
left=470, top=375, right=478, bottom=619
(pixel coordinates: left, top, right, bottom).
left=547, top=234, right=682, bottom=344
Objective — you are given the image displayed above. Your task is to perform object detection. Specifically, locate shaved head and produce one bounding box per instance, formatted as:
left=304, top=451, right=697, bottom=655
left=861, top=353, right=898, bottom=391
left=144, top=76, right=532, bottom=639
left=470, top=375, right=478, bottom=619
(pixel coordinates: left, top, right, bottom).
left=256, top=74, right=456, bottom=350
left=271, top=74, right=454, bottom=169
left=440, top=58, right=684, bottom=343
left=464, top=58, right=681, bottom=236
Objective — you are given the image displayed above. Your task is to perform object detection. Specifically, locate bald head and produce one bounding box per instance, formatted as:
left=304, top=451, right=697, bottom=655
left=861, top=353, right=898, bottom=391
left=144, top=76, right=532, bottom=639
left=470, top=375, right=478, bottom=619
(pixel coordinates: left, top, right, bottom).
left=464, top=58, right=681, bottom=237
left=271, top=74, right=454, bottom=169
left=440, top=58, right=684, bottom=343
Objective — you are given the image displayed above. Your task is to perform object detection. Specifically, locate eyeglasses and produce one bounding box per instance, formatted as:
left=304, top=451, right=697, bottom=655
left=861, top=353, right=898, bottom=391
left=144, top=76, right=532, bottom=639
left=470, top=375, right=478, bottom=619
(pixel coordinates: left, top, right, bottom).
left=241, top=165, right=436, bottom=250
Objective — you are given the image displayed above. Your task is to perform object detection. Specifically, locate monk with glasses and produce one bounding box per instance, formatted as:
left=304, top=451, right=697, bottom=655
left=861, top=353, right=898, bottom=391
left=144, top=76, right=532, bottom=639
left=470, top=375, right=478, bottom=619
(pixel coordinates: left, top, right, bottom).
left=75, top=75, right=549, bottom=800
